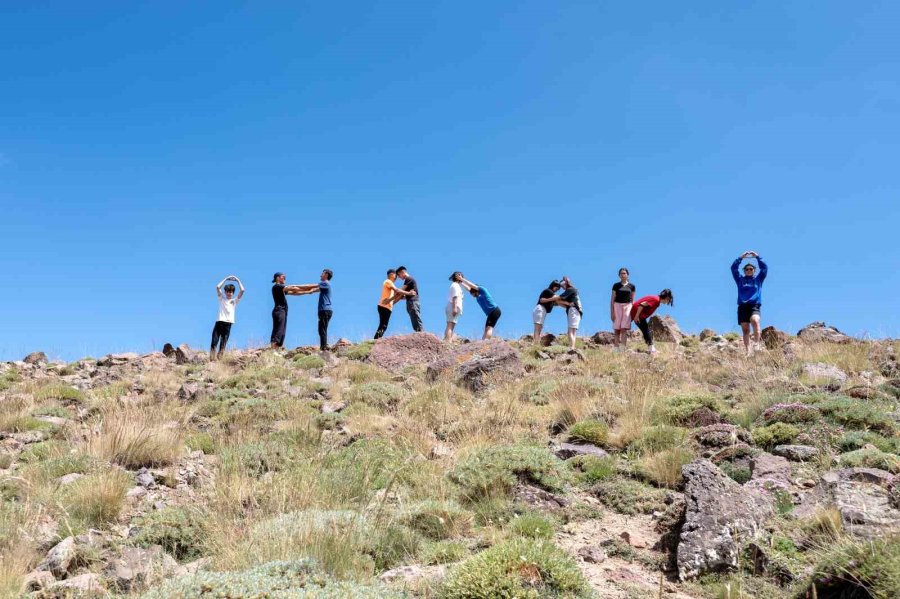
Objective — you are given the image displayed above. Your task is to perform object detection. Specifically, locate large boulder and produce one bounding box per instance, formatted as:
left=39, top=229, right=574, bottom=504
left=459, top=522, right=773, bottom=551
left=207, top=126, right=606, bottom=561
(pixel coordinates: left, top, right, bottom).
left=761, top=326, right=789, bottom=349
left=801, top=362, right=848, bottom=390
left=426, top=339, right=524, bottom=393
left=648, top=315, right=683, bottom=343
left=677, top=460, right=774, bottom=580
left=369, top=332, right=448, bottom=372
left=175, top=344, right=194, bottom=365
left=23, top=351, right=48, bottom=365
left=797, top=322, right=852, bottom=344
left=795, top=468, right=900, bottom=539
left=589, top=331, right=615, bottom=345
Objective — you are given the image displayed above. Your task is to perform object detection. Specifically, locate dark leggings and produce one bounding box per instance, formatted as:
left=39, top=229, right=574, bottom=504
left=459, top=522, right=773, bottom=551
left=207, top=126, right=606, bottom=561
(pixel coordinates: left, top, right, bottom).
left=635, top=318, right=653, bottom=346
left=211, top=321, right=232, bottom=352
left=271, top=306, right=288, bottom=347
left=374, top=306, right=392, bottom=339
left=318, top=310, right=332, bottom=351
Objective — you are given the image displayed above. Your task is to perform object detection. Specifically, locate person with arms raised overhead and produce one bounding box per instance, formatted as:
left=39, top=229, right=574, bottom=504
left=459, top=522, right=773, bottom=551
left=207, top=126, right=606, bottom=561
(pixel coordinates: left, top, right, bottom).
left=533, top=280, right=562, bottom=344
left=444, top=272, right=465, bottom=342
left=610, top=268, right=635, bottom=352
left=270, top=272, right=319, bottom=349
left=211, top=275, right=244, bottom=361
left=630, top=289, right=674, bottom=356
left=456, top=275, right=502, bottom=340
left=395, top=266, right=423, bottom=332
left=731, top=251, right=768, bottom=356
left=556, top=276, right=583, bottom=351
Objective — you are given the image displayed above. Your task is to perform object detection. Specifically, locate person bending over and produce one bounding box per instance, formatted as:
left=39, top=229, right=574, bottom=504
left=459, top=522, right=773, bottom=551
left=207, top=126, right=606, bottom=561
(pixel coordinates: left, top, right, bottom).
left=533, top=280, right=562, bottom=344
left=630, top=289, right=674, bottom=356
left=457, top=275, right=501, bottom=340
left=211, top=275, right=244, bottom=360
left=731, top=251, right=768, bottom=356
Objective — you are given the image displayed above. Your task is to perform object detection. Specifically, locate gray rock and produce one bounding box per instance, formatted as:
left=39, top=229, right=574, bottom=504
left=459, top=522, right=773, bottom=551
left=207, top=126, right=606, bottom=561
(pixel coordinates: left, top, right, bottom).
left=590, top=331, right=615, bottom=345
left=699, top=328, right=717, bottom=341
left=577, top=546, right=607, bottom=563
left=773, top=445, right=820, bottom=462
left=177, top=383, right=202, bottom=401
left=48, top=572, right=102, bottom=594
left=379, top=564, right=447, bottom=588
left=58, top=473, right=84, bottom=486
left=135, top=468, right=156, bottom=489
left=797, top=322, right=853, bottom=344
left=677, top=460, right=774, bottom=580
left=747, top=453, right=792, bottom=491
left=22, top=570, right=55, bottom=592
left=649, top=315, right=683, bottom=343
left=801, top=362, right=848, bottom=390
left=98, top=352, right=140, bottom=367
left=105, top=546, right=179, bottom=591
left=552, top=442, right=609, bottom=460
left=23, top=351, right=48, bottom=365
left=426, top=339, right=523, bottom=393
left=761, top=326, right=790, bottom=349
left=321, top=400, right=348, bottom=414
left=513, top=482, right=569, bottom=511
left=39, top=536, right=76, bottom=578
left=693, top=424, right=752, bottom=448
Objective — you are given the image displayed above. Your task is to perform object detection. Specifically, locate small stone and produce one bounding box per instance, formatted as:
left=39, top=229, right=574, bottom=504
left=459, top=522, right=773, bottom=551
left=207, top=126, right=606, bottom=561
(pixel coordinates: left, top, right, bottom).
left=577, top=546, right=607, bottom=563
left=135, top=468, right=155, bottom=489
left=772, top=445, right=820, bottom=462
left=429, top=443, right=453, bottom=459
left=58, top=473, right=84, bottom=486
left=552, top=442, right=609, bottom=460
left=49, top=572, right=102, bottom=593
left=321, top=400, right=348, bottom=414
left=22, top=570, right=55, bottom=592
left=39, top=536, right=76, bottom=578
left=177, top=383, right=202, bottom=401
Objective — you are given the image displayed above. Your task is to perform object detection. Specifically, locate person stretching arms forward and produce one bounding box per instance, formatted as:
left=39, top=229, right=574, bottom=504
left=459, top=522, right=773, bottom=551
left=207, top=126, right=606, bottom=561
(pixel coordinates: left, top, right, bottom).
left=731, top=251, right=768, bottom=356
left=557, top=276, right=583, bottom=351
left=610, top=268, right=635, bottom=352
left=282, top=269, right=334, bottom=352
left=270, top=272, right=320, bottom=349
left=211, top=275, right=244, bottom=360
left=374, top=269, right=415, bottom=339
left=533, top=280, right=562, bottom=344
left=630, top=289, right=674, bottom=356
left=457, top=275, right=502, bottom=340
left=444, top=272, right=465, bottom=342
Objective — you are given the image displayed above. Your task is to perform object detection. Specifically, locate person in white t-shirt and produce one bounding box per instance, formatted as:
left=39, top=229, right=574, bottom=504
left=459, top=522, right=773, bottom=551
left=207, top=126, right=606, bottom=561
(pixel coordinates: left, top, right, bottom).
left=444, top=271, right=465, bottom=342
left=211, top=275, right=245, bottom=360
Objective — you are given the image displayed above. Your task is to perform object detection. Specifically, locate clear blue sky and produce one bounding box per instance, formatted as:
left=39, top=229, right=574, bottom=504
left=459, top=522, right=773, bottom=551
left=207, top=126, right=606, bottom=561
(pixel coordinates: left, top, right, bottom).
left=2, top=1, right=898, bottom=360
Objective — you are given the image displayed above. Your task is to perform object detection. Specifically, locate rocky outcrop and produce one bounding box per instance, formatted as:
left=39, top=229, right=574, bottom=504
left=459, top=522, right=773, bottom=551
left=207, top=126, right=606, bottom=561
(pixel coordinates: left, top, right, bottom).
left=590, top=331, right=615, bottom=345
left=760, top=326, right=789, bottom=349
left=699, top=329, right=717, bottom=341
left=552, top=442, right=609, bottom=460
left=801, top=362, right=848, bottom=390
left=104, top=546, right=179, bottom=591
left=692, top=424, right=752, bottom=448
left=175, top=344, right=194, bottom=365
left=795, top=467, right=900, bottom=539
left=23, top=351, right=48, bottom=365
left=368, top=332, right=448, bottom=372
left=677, top=460, right=774, bottom=580
left=426, top=339, right=523, bottom=393
left=648, top=315, right=683, bottom=343
left=797, top=322, right=852, bottom=344
left=38, top=536, right=76, bottom=578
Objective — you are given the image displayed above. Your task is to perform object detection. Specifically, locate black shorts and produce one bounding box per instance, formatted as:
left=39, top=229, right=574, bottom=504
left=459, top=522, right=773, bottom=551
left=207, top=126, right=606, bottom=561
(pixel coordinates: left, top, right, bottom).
left=738, top=303, right=761, bottom=324
left=485, top=307, right=502, bottom=328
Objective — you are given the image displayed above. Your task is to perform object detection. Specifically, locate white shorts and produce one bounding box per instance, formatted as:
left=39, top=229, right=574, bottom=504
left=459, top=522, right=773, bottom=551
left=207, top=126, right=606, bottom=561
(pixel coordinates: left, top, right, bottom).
left=567, top=307, right=581, bottom=330
left=532, top=304, right=547, bottom=325
left=445, top=306, right=461, bottom=324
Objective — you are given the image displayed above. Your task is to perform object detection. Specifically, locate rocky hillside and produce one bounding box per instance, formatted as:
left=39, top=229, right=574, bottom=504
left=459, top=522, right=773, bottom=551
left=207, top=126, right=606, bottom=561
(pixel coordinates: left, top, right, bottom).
left=1, top=320, right=898, bottom=598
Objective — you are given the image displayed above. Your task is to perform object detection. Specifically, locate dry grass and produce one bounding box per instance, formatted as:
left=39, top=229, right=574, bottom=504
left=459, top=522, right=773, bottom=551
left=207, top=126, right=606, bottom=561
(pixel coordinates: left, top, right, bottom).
left=88, top=406, right=185, bottom=469
left=60, top=468, right=131, bottom=529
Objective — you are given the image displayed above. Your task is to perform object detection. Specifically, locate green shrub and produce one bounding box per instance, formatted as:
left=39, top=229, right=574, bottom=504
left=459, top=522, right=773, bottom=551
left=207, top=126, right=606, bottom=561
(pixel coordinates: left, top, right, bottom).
left=321, top=438, right=410, bottom=493
left=836, top=430, right=900, bottom=455
left=812, top=396, right=895, bottom=434
left=658, top=394, right=720, bottom=424
left=508, top=512, right=555, bottom=539
left=720, top=462, right=752, bottom=484
left=724, top=332, right=740, bottom=341
left=141, top=559, right=403, bottom=599
left=185, top=431, right=216, bottom=454
left=839, top=448, right=900, bottom=473
left=439, top=538, right=591, bottom=599
left=31, top=405, right=74, bottom=419
left=17, top=440, right=69, bottom=463
left=518, top=380, right=557, bottom=406
left=805, top=537, right=900, bottom=599
left=448, top=445, right=567, bottom=502
left=591, top=478, right=667, bottom=515
left=294, top=354, right=326, bottom=370
left=0, top=369, right=21, bottom=391
left=566, top=419, right=608, bottom=445
left=34, top=383, right=84, bottom=402
left=220, top=440, right=300, bottom=476
left=314, top=412, right=345, bottom=431
left=368, top=523, right=422, bottom=571
left=345, top=341, right=375, bottom=361
left=422, top=540, right=468, bottom=565
left=469, top=498, right=514, bottom=527
left=0, top=453, right=11, bottom=469
left=752, top=422, right=800, bottom=449
left=344, top=382, right=405, bottom=409
left=568, top=455, right=617, bottom=484
left=629, top=425, right=687, bottom=455
left=400, top=500, right=472, bottom=540
left=131, top=506, right=208, bottom=562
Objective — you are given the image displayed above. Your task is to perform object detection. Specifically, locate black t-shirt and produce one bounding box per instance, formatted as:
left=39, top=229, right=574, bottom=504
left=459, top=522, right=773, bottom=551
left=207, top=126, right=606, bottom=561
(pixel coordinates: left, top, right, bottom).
left=272, top=283, right=287, bottom=308
left=537, top=289, right=556, bottom=313
left=612, top=282, right=635, bottom=303
left=402, top=276, right=419, bottom=297
left=560, top=287, right=582, bottom=313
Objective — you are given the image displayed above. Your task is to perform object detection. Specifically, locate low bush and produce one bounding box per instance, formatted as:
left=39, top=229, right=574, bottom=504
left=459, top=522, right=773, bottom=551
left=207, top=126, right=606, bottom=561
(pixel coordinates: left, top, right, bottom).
left=294, top=354, right=326, bottom=370
left=345, top=341, right=375, bottom=361
left=836, top=430, right=900, bottom=455
left=131, top=506, right=209, bottom=562
left=752, top=422, right=799, bottom=449
left=591, top=478, right=668, bottom=515
left=719, top=462, right=752, bottom=484
left=399, top=500, right=472, bottom=540
left=31, top=405, right=73, bottom=419
left=636, top=446, right=694, bottom=488
left=91, top=412, right=183, bottom=469
left=508, top=512, right=556, bottom=539
left=518, top=380, right=557, bottom=406
left=141, top=559, right=403, bottom=599
left=566, top=419, right=608, bottom=445
left=220, top=439, right=300, bottom=477
left=658, top=394, right=721, bottom=424
left=448, top=445, right=567, bottom=502
left=629, top=425, right=687, bottom=455
left=59, top=468, right=130, bottom=529
left=838, top=448, right=900, bottom=473
left=568, top=455, right=617, bottom=484
left=422, top=540, right=468, bottom=565
left=185, top=431, right=216, bottom=454
left=344, top=382, right=405, bottom=410
left=812, top=396, right=895, bottom=434
left=0, top=369, right=21, bottom=391
left=33, top=383, right=84, bottom=402
left=439, top=538, right=591, bottom=599
left=804, top=537, right=900, bottom=599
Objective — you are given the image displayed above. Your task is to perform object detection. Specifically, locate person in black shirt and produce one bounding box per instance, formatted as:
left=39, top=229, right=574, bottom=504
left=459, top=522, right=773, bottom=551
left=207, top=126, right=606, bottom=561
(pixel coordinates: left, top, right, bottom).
left=395, top=266, right=423, bottom=332
left=532, top=280, right=561, bottom=344
left=557, top=276, right=583, bottom=351
left=270, top=272, right=319, bottom=349
left=610, top=268, right=636, bottom=352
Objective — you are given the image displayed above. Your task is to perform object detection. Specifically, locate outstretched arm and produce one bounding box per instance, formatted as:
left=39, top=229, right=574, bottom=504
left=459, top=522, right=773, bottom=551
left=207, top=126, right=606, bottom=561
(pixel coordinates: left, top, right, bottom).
left=457, top=277, right=476, bottom=291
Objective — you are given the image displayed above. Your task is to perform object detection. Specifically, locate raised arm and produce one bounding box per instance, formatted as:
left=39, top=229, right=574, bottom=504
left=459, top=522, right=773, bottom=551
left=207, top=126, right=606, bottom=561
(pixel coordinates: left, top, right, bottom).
left=731, top=257, right=743, bottom=283
left=756, top=256, right=768, bottom=283
left=216, top=276, right=229, bottom=298
left=233, top=276, right=246, bottom=301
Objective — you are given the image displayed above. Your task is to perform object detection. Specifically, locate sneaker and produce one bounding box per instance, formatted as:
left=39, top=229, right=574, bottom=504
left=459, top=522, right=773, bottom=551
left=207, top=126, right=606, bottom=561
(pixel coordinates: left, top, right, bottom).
left=648, top=345, right=657, bottom=355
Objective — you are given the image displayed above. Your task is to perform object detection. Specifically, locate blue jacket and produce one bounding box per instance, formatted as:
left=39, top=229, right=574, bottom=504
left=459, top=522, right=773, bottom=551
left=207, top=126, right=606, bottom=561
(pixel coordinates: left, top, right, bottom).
left=732, top=257, right=767, bottom=305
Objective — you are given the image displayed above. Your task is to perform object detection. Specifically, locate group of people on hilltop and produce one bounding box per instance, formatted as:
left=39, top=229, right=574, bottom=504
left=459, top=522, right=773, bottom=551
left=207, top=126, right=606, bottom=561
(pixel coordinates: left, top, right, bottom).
left=206, top=251, right=768, bottom=359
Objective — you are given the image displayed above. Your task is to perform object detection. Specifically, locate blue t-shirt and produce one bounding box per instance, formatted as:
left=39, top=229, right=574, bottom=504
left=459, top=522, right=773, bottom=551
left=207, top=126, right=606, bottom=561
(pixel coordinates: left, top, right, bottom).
left=318, top=281, right=332, bottom=311
left=475, top=287, right=498, bottom=315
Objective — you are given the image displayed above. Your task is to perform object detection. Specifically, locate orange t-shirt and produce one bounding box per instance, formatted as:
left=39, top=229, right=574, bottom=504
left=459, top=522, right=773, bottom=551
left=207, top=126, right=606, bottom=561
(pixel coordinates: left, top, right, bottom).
left=379, top=279, right=395, bottom=310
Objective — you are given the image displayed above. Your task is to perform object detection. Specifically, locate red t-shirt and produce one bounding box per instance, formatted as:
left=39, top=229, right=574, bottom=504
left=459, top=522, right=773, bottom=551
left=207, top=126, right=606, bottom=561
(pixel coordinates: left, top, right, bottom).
left=631, top=295, right=660, bottom=320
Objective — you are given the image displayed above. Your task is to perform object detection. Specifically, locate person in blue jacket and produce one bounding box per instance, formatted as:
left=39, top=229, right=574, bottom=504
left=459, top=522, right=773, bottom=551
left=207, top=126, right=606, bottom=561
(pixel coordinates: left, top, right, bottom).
left=457, top=275, right=501, bottom=340
left=731, top=251, right=768, bottom=356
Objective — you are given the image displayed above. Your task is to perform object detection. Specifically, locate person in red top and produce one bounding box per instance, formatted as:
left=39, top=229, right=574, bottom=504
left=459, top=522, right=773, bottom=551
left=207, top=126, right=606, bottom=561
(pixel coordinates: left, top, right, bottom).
left=630, top=289, right=674, bottom=355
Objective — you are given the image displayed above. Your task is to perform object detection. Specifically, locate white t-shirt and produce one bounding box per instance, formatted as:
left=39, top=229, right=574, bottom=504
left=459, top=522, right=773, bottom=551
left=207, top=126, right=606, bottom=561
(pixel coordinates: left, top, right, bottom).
left=217, top=297, right=237, bottom=324
left=446, top=282, right=464, bottom=311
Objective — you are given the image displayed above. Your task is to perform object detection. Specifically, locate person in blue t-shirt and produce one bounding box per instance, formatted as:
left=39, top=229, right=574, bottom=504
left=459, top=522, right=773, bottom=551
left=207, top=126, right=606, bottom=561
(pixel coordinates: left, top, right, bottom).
left=731, top=251, right=768, bottom=356
left=291, top=268, right=334, bottom=352
left=457, top=275, right=501, bottom=339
